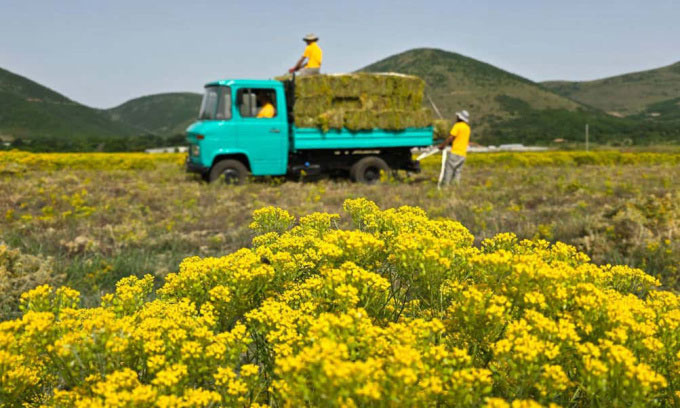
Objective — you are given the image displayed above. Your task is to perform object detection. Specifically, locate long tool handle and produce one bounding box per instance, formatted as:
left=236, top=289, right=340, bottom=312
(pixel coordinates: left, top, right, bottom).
left=427, top=94, right=444, bottom=120
left=416, top=147, right=440, bottom=161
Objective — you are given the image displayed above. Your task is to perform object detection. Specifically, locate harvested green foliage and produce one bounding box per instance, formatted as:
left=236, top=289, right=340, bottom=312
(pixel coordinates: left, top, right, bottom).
left=288, top=73, right=432, bottom=131
left=433, top=119, right=453, bottom=140
left=294, top=73, right=425, bottom=99
left=318, top=108, right=431, bottom=132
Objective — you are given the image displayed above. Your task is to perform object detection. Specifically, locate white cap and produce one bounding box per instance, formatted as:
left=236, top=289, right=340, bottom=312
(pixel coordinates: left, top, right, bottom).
left=456, top=110, right=470, bottom=123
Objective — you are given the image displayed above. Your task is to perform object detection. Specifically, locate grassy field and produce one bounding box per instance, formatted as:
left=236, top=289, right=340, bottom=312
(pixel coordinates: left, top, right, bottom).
left=2, top=151, right=679, bottom=319
left=3, top=150, right=680, bottom=406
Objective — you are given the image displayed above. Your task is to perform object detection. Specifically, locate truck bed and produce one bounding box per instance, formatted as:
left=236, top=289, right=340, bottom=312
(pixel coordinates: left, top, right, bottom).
left=291, top=126, right=433, bottom=151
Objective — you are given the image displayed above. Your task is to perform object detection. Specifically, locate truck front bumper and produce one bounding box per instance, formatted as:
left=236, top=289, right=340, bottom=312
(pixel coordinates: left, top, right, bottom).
left=186, top=158, right=209, bottom=175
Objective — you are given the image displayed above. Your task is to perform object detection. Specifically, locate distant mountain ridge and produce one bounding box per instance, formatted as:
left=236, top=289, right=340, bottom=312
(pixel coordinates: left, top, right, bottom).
left=0, top=67, right=196, bottom=151
left=2, top=49, right=679, bottom=151
left=361, top=48, right=680, bottom=144
left=542, top=61, right=680, bottom=119
left=0, top=67, right=137, bottom=148
left=0, top=67, right=72, bottom=104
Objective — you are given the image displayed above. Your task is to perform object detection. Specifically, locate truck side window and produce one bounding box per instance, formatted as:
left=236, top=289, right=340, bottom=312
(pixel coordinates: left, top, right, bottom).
left=237, top=88, right=277, bottom=118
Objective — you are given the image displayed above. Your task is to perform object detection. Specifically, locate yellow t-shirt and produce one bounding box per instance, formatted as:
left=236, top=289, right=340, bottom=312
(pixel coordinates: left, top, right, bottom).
left=257, top=103, right=275, bottom=118
left=302, top=42, right=323, bottom=69
left=450, top=122, right=471, bottom=157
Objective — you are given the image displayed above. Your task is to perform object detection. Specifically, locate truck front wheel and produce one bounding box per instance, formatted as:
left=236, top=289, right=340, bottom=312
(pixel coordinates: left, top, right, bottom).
left=209, top=160, right=249, bottom=185
left=351, top=156, right=390, bottom=184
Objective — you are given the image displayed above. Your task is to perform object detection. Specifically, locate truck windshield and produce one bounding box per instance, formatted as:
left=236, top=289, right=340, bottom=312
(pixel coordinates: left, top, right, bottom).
left=199, top=86, right=231, bottom=120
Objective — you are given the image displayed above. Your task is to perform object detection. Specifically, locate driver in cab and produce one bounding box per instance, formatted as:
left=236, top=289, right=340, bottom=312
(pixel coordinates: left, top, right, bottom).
left=257, top=95, right=275, bottom=118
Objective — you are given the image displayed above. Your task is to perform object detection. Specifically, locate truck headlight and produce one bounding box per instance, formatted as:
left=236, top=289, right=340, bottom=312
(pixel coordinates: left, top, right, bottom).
left=191, top=145, right=200, bottom=157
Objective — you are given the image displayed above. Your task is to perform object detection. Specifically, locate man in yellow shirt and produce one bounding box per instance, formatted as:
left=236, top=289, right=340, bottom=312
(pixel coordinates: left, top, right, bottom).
left=256, top=95, right=275, bottom=118
left=289, top=33, right=322, bottom=76
left=437, top=110, right=470, bottom=188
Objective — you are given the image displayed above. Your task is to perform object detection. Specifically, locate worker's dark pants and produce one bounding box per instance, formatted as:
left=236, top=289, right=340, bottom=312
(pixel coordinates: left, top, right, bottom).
left=438, top=150, right=465, bottom=188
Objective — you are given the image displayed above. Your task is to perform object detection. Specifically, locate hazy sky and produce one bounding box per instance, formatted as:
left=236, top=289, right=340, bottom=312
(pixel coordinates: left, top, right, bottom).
left=1, top=0, right=678, bottom=108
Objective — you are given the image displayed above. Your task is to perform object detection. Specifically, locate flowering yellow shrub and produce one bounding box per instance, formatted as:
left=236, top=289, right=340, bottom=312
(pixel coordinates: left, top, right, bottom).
left=0, top=151, right=184, bottom=172
left=2, top=199, right=680, bottom=407
left=4, top=151, right=680, bottom=175
left=420, top=151, right=680, bottom=170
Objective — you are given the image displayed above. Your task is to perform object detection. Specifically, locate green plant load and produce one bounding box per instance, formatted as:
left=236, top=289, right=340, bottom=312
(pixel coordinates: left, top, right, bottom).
left=433, top=119, right=453, bottom=140
left=287, top=73, right=433, bottom=131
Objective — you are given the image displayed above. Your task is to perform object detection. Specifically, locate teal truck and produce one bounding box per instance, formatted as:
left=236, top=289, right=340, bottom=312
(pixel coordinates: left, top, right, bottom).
left=185, top=78, right=433, bottom=184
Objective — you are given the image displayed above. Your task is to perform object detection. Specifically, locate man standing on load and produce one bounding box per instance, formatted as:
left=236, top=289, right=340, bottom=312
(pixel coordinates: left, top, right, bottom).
left=289, top=33, right=323, bottom=76
left=437, top=110, right=470, bottom=188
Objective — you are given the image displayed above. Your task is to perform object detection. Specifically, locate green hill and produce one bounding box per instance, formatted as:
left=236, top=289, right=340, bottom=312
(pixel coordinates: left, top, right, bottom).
left=107, top=93, right=202, bottom=136
left=0, top=67, right=144, bottom=151
left=0, top=67, right=197, bottom=151
left=0, top=67, right=72, bottom=104
left=633, top=97, right=680, bottom=122
left=542, top=61, right=680, bottom=118
left=360, top=48, right=680, bottom=145
left=360, top=48, right=581, bottom=129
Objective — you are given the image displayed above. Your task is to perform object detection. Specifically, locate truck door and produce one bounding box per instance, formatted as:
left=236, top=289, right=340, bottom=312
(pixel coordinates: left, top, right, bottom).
left=234, top=87, right=287, bottom=175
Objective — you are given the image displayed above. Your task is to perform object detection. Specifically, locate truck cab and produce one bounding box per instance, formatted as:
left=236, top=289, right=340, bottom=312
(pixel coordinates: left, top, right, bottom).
left=186, top=79, right=289, bottom=183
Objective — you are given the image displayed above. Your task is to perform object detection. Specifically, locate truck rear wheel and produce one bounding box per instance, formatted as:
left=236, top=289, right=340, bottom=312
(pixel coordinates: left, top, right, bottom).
left=209, top=159, right=249, bottom=185
left=351, top=156, right=390, bottom=184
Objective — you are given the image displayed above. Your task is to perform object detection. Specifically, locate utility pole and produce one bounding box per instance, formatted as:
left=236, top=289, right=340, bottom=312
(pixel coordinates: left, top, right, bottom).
left=585, top=124, right=589, bottom=151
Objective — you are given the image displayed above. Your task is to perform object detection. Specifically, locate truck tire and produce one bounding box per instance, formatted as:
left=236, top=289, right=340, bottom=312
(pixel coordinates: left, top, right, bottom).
left=351, top=156, right=390, bottom=184
left=209, top=159, right=249, bottom=185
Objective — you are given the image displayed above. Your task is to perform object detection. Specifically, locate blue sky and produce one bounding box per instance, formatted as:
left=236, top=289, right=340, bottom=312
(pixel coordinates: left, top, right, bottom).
left=1, top=0, right=678, bottom=108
